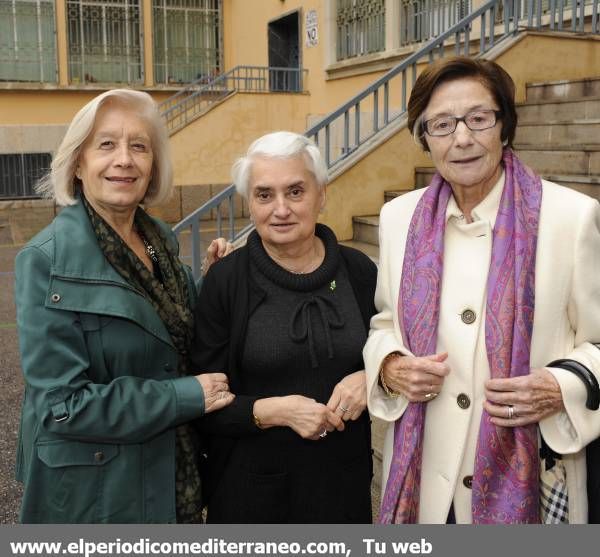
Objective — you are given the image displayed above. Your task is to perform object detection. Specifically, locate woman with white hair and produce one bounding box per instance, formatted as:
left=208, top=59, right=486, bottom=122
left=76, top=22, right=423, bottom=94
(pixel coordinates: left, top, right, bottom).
left=15, top=89, right=233, bottom=523
left=192, top=131, right=375, bottom=523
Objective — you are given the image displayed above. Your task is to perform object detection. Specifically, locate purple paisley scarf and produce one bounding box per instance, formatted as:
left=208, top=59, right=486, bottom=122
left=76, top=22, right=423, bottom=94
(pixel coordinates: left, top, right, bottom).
left=379, top=149, right=542, bottom=524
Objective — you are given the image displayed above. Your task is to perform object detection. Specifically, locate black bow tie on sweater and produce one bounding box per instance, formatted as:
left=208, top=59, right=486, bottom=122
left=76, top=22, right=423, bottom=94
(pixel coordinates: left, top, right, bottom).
left=288, top=294, right=345, bottom=368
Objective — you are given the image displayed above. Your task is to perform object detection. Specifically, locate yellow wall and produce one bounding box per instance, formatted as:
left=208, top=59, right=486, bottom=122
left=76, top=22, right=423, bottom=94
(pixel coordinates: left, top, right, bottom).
left=170, top=91, right=311, bottom=186
left=221, top=0, right=391, bottom=121
left=494, top=33, right=600, bottom=102
left=0, top=91, right=172, bottom=125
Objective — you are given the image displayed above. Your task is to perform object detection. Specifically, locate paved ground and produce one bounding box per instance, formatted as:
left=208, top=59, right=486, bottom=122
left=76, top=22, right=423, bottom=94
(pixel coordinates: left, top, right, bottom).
left=0, top=238, right=381, bottom=524
left=0, top=244, right=24, bottom=524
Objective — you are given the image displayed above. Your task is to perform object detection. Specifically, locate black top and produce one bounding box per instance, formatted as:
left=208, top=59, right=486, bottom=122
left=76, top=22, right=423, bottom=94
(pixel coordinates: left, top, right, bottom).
left=191, top=224, right=377, bottom=523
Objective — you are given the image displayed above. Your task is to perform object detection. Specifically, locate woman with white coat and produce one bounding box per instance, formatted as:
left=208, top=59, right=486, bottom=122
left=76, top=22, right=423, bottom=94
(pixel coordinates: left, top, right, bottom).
left=364, top=57, right=600, bottom=524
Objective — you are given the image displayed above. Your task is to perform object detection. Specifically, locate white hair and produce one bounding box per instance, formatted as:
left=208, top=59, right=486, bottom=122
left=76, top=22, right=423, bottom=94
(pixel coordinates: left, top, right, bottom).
left=37, top=88, right=173, bottom=207
left=231, top=131, right=328, bottom=198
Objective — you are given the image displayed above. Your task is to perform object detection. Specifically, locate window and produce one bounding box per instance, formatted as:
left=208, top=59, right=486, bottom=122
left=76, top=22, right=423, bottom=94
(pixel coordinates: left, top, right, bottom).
left=401, top=0, right=470, bottom=46
left=67, top=0, right=143, bottom=84
left=336, top=0, right=385, bottom=61
left=0, top=0, right=57, bottom=82
left=0, top=153, right=50, bottom=198
left=153, top=0, right=221, bottom=85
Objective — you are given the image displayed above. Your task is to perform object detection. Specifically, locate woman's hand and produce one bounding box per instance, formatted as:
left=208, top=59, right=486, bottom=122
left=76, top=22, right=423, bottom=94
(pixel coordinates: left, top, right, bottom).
left=381, top=352, right=449, bottom=402
left=484, top=368, right=564, bottom=427
left=253, top=395, right=344, bottom=441
left=203, top=238, right=234, bottom=275
left=326, top=370, right=367, bottom=421
left=195, top=372, right=234, bottom=413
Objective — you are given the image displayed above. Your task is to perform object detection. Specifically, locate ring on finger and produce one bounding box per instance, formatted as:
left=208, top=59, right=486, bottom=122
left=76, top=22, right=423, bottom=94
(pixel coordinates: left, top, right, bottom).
left=507, top=405, right=514, bottom=419
left=424, top=392, right=438, bottom=400
left=339, top=405, right=350, bottom=413
left=319, top=430, right=327, bottom=438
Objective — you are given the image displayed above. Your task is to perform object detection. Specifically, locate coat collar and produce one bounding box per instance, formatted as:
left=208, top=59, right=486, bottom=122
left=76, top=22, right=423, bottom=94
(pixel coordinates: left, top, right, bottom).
left=48, top=200, right=176, bottom=347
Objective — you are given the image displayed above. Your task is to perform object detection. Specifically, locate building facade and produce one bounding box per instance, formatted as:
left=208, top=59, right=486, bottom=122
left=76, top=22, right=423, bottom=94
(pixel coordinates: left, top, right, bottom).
left=0, top=0, right=598, bottom=243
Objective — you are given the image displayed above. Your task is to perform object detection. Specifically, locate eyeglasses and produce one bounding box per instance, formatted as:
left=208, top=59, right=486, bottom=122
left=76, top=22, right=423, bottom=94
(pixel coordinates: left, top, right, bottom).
left=424, top=109, right=502, bottom=137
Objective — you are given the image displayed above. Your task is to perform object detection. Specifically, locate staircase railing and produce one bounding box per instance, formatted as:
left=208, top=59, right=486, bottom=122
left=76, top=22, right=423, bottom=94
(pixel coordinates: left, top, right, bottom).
left=160, top=65, right=308, bottom=134
left=175, top=0, right=599, bottom=280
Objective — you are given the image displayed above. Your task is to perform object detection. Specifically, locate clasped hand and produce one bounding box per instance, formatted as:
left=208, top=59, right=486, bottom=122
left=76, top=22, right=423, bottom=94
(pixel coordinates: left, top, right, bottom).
left=195, top=373, right=235, bottom=413
left=483, top=368, right=564, bottom=427
left=380, top=352, right=449, bottom=402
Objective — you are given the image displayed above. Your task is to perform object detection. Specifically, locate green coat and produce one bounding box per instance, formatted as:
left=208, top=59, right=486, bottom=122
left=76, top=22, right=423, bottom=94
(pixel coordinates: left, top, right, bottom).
left=14, top=200, right=205, bottom=523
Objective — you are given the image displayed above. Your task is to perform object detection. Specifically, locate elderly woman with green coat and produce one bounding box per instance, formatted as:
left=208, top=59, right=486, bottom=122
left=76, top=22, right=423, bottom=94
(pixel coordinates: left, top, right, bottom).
left=14, top=89, right=233, bottom=523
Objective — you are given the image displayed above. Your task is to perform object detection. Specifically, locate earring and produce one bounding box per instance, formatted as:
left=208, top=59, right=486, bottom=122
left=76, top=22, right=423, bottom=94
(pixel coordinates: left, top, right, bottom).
left=502, top=139, right=508, bottom=147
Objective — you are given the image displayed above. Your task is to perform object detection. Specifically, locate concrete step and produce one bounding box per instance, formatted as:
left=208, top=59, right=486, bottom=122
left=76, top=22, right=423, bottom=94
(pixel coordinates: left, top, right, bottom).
left=526, top=76, right=600, bottom=103
left=415, top=166, right=436, bottom=188
left=384, top=188, right=413, bottom=203
left=514, top=145, right=600, bottom=176
left=517, top=96, right=600, bottom=123
left=371, top=417, right=387, bottom=491
left=352, top=215, right=380, bottom=245
left=514, top=120, right=600, bottom=147
left=340, top=239, right=380, bottom=263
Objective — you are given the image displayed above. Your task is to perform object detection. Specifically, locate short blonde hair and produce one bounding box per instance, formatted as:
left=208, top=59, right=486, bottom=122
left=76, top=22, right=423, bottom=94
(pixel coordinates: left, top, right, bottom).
left=37, top=89, right=173, bottom=207
left=231, top=131, right=327, bottom=198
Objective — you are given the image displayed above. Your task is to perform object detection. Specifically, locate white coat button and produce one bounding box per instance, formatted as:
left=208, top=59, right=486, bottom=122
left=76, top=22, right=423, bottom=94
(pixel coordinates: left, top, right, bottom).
left=50, top=293, right=61, bottom=303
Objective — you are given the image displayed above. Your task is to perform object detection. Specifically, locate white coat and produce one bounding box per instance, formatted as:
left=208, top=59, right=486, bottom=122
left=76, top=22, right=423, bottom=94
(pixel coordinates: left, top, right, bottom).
left=364, top=176, right=600, bottom=523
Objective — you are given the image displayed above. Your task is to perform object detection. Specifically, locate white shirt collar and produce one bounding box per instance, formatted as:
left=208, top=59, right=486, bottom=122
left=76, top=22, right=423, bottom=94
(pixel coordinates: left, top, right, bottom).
left=445, top=170, right=506, bottom=227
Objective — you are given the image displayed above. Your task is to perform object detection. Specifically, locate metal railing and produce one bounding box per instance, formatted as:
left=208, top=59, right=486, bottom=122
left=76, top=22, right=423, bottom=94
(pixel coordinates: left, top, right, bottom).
left=160, top=65, right=308, bottom=134
left=174, top=0, right=599, bottom=279
left=172, top=185, right=253, bottom=279
left=305, top=0, right=599, bottom=169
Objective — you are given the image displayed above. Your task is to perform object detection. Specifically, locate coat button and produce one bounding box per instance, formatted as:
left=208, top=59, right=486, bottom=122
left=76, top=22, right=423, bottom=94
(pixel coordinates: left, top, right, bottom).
left=463, top=475, right=473, bottom=489
left=94, top=451, right=104, bottom=463
left=461, top=309, right=476, bottom=324
left=457, top=393, right=471, bottom=409
left=50, top=293, right=61, bottom=303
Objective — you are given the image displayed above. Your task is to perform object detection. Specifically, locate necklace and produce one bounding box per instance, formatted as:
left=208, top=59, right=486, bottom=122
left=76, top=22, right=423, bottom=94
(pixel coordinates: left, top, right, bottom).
left=139, top=232, right=158, bottom=263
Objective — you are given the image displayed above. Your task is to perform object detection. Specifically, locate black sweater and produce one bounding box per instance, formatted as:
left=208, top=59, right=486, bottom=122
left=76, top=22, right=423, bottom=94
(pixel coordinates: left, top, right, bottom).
left=191, top=225, right=377, bottom=520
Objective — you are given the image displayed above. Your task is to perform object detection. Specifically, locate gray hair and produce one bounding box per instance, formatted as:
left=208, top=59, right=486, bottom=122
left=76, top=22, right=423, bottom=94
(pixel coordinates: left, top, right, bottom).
left=37, top=89, right=173, bottom=207
left=231, top=131, right=328, bottom=198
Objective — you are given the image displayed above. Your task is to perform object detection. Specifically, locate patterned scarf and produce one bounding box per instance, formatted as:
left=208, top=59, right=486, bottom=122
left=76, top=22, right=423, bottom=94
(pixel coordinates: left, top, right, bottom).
left=82, top=195, right=203, bottom=523
left=379, top=149, right=542, bottom=524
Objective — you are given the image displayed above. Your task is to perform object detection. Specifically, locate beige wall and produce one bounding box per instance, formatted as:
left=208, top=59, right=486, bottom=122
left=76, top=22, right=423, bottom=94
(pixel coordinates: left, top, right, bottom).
left=494, top=33, right=600, bottom=102
left=170, top=91, right=311, bottom=186
left=0, top=90, right=172, bottom=126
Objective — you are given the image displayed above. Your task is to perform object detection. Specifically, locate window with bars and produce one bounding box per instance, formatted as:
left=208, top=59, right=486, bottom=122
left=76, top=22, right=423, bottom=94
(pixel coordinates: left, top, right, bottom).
left=400, top=0, right=470, bottom=46
left=67, top=0, right=143, bottom=84
left=153, top=0, right=221, bottom=85
left=0, top=0, right=57, bottom=82
left=336, top=0, right=386, bottom=61
left=0, top=153, right=50, bottom=198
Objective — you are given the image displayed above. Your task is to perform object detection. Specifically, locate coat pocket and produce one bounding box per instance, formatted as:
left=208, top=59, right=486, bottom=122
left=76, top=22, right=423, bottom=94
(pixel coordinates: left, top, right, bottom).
left=36, top=440, right=119, bottom=518
left=37, top=440, right=119, bottom=467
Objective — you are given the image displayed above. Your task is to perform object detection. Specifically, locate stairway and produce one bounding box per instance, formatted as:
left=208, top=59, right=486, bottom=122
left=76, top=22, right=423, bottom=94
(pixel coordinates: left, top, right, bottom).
left=349, top=75, right=600, bottom=497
